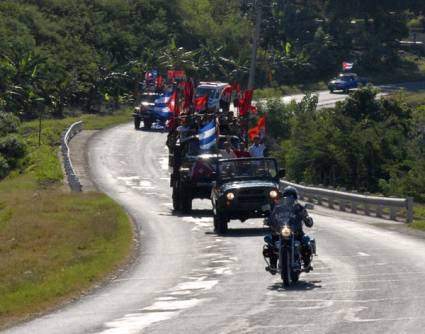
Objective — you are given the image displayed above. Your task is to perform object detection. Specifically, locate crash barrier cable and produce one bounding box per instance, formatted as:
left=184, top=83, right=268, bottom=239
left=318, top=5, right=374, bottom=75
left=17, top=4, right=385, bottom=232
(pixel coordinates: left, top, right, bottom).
left=280, top=180, right=414, bottom=224
left=61, top=121, right=83, bottom=192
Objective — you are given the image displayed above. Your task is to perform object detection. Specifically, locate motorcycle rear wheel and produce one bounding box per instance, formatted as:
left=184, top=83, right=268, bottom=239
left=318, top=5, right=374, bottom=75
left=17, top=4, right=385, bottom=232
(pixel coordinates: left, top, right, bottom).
left=290, top=270, right=300, bottom=283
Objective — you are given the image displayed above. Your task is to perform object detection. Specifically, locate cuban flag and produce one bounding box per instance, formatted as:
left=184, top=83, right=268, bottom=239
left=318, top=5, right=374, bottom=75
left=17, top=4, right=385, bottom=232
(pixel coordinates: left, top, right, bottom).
left=199, top=120, right=216, bottom=151
left=342, top=62, right=354, bottom=71
left=153, top=91, right=176, bottom=120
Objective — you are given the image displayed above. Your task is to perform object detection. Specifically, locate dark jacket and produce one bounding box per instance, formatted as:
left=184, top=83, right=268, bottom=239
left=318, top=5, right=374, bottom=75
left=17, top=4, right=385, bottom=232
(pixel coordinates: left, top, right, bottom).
left=268, top=197, right=313, bottom=238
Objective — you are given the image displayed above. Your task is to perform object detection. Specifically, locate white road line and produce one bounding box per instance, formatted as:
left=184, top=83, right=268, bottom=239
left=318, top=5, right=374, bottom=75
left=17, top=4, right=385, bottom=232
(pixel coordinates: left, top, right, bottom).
left=357, top=252, right=370, bottom=257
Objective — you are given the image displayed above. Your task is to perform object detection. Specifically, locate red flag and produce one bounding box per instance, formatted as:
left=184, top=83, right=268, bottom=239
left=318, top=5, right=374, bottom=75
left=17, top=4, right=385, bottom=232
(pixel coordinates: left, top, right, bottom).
left=248, top=116, right=266, bottom=141
left=155, top=75, right=163, bottom=90
left=195, top=95, right=208, bottom=111
left=167, top=91, right=178, bottom=115
left=232, top=83, right=241, bottom=97
left=239, top=90, right=253, bottom=116
left=183, top=80, right=194, bottom=110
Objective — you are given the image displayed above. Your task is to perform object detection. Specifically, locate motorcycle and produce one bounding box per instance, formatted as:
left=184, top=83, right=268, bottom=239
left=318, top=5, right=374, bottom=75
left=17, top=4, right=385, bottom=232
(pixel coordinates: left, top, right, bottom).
left=263, top=197, right=316, bottom=287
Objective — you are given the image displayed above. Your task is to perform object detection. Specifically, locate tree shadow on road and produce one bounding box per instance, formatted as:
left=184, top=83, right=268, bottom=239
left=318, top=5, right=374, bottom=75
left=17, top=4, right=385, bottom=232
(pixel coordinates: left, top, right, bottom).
left=171, top=209, right=213, bottom=218
left=135, top=127, right=167, bottom=133
left=268, top=279, right=322, bottom=292
left=217, top=227, right=269, bottom=238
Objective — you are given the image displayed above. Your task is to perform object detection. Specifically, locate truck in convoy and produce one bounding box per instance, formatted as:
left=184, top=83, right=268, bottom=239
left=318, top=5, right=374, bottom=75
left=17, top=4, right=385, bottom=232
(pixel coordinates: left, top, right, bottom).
left=327, top=73, right=368, bottom=93
left=133, top=92, right=161, bottom=129
left=195, top=82, right=233, bottom=112
left=170, top=134, right=241, bottom=213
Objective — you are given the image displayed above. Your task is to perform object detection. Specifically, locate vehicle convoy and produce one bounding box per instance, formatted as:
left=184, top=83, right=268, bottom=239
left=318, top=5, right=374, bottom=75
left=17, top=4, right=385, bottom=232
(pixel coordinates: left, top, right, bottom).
left=263, top=195, right=316, bottom=287
left=211, top=158, right=284, bottom=234
left=170, top=134, right=241, bottom=213
left=328, top=72, right=368, bottom=93
left=133, top=92, right=162, bottom=129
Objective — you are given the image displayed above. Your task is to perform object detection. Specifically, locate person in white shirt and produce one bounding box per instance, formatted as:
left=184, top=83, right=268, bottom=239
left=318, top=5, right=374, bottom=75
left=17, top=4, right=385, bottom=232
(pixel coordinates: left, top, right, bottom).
left=248, top=136, right=266, bottom=157
left=220, top=141, right=236, bottom=159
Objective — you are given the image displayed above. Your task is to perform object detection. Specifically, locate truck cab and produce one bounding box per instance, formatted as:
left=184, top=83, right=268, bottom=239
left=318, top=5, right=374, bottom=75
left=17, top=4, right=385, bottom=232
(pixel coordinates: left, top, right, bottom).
left=195, top=82, right=232, bottom=112
left=328, top=73, right=368, bottom=93
left=133, top=92, right=161, bottom=129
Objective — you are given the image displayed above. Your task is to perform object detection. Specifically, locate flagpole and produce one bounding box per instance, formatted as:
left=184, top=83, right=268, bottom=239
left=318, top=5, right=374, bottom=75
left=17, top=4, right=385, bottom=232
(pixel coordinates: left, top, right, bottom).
left=248, top=0, right=262, bottom=90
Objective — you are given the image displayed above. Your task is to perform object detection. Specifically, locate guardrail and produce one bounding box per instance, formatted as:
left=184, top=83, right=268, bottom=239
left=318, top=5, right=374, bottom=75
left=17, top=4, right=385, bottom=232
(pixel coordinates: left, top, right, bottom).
left=280, top=180, right=414, bottom=223
left=61, top=121, right=83, bottom=192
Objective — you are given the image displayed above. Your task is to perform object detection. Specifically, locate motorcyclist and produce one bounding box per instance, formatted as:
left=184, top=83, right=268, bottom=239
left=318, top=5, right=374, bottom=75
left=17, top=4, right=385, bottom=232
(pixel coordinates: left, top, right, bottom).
left=264, top=186, right=314, bottom=274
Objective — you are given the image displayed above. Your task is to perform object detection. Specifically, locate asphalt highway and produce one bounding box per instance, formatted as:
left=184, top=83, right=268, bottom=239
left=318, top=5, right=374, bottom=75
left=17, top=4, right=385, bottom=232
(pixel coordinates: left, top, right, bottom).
left=4, top=124, right=425, bottom=334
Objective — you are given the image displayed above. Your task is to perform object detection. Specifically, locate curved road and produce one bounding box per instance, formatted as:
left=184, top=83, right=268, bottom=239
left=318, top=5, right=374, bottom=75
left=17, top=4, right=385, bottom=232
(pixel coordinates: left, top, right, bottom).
left=5, top=124, right=425, bottom=334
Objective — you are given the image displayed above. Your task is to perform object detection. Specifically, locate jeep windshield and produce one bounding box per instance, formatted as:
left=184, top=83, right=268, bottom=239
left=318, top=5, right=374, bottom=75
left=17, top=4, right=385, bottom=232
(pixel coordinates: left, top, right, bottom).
left=217, top=158, right=278, bottom=182
left=140, top=94, right=159, bottom=103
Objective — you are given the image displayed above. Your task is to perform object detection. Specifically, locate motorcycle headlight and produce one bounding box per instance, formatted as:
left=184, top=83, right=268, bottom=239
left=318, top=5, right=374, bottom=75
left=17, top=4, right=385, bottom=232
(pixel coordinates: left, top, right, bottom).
left=269, top=189, right=279, bottom=199
left=226, top=192, right=235, bottom=201
left=280, top=226, right=291, bottom=238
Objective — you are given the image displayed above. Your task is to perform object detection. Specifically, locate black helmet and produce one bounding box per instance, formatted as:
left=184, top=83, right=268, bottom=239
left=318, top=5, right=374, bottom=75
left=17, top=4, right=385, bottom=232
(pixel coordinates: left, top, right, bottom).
left=282, top=186, right=298, bottom=200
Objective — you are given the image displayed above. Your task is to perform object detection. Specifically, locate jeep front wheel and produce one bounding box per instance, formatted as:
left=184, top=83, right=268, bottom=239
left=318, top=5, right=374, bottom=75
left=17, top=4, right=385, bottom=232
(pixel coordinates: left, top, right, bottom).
left=172, top=184, right=180, bottom=211
left=134, top=117, right=141, bottom=129
left=144, top=119, right=153, bottom=129
left=214, top=214, right=228, bottom=235
left=179, top=185, right=192, bottom=213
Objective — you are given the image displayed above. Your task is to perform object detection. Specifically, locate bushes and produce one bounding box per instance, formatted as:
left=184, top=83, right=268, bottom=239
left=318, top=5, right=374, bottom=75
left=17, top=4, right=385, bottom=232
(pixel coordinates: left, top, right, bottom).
left=0, top=113, right=26, bottom=179
left=264, top=87, right=424, bottom=201
left=0, top=113, right=20, bottom=135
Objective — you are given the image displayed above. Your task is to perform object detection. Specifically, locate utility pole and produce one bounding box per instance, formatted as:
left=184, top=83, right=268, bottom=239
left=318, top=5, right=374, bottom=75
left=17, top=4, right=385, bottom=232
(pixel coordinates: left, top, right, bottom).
left=247, top=0, right=263, bottom=90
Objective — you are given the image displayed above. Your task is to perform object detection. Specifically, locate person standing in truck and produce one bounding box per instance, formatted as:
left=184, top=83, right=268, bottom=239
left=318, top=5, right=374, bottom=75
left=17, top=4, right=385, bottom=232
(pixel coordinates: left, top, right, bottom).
left=249, top=136, right=266, bottom=158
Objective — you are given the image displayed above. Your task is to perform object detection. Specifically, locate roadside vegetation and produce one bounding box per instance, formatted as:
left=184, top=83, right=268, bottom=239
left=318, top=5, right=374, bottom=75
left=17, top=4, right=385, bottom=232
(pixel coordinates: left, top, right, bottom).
left=1, top=1, right=425, bottom=123
left=0, top=109, right=133, bottom=328
left=255, top=87, right=425, bottom=222
left=0, top=2, right=424, bottom=323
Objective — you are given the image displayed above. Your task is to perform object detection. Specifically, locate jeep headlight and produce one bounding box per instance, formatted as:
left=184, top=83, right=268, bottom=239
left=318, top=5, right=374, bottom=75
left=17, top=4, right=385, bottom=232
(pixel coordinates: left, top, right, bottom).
left=226, top=192, right=235, bottom=201
left=280, top=226, right=291, bottom=238
left=269, top=189, right=279, bottom=199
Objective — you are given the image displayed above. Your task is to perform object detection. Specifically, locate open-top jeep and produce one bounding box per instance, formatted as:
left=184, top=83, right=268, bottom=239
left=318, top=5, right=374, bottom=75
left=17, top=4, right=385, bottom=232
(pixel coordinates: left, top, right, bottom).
left=211, top=157, right=285, bottom=234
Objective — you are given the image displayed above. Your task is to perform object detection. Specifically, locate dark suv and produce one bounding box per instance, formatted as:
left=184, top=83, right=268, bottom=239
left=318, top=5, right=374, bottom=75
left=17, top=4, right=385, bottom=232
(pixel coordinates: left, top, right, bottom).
left=133, top=92, right=161, bottom=129
left=211, top=158, right=284, bottom=234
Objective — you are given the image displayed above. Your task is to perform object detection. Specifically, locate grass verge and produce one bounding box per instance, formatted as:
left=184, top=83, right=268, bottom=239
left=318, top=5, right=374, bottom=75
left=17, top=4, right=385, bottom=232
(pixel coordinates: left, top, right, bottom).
left=0, top=108, right=133, bottom=328
left=390, top=90, right=425, bottom=106
left=410, top=220, right=425, bottom=232
left=410, top=204, right=425, bottom=232
left=368, top=52, right=425, bottom=85
left=254, top=81, right=328, bottom=99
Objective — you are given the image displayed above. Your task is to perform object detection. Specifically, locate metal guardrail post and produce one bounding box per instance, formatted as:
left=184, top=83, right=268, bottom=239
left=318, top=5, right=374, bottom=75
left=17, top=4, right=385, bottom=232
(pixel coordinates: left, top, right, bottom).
left=376, top=205, right=383, bottom=218
left=328, top=195, right=334, bottom=209
left=407, top=197, right=414, bottom=224
left=351, top=201, right=357, bottom=214
left=364, top=201, right=370, bottom=216
left=390, top=207, right=397, bottom=220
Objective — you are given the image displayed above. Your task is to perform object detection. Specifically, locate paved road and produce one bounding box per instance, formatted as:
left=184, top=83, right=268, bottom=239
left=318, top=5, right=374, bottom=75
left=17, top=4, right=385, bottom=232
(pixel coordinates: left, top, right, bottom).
left=280, top=81, right=425, bottom=108
left=5, top=124, right=425, bottom=334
